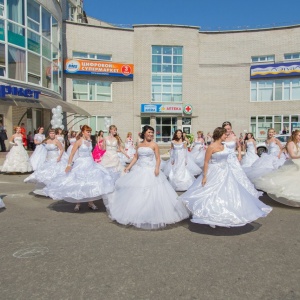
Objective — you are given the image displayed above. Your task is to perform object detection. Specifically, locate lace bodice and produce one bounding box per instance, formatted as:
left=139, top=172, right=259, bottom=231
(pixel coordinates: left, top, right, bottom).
left=78, top=140, right=92, bottom=157
left=136, top=147, right=156, bottom=168
left=210, top=146, right=229, bottom=165
left=105, top=138, right=118, bottom=152
left=45, top=143, right=59, bottom=160
left=34, top=134, right=45, bottom=143
left=69, top=138, right=76, bottom=145
left=14, top=136, right=23, bottom=146
left=266, top=142, right=280, bottom=155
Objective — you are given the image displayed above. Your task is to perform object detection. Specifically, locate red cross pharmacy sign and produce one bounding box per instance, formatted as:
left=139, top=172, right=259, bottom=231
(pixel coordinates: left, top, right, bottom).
left=183, top=104, right=193, bottom=115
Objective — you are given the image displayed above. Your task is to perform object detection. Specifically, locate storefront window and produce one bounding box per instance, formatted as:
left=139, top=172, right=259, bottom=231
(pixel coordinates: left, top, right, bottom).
left=0, top=42, right=5, bottom=76
left=0, top=19, right=4, bottom=41
left=8, top=0, right=24, bottom=25
left=42, top=8, right=51, bottom=40
left=156, top=117, right=177, bottom=142
left=28, top=29, right=40, bottom=53
left=27, top=0, right=40, bottom=32
left=28, top=51, right=40, bottom=84
left=7, top=21, right=25, bottom=47
left=0, top=0, right=61, bottom=94
left=42, top=58, right=51, bottom=88
left=8, top=46, right=26, bottom=81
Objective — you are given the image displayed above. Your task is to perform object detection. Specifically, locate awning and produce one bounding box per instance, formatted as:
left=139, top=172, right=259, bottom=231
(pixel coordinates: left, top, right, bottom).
left=0, top=93, right=91, bottom=116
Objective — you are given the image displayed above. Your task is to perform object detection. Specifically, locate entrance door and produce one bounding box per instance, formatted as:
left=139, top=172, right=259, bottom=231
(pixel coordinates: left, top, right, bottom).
left=156, top=117, right=177, bottom=142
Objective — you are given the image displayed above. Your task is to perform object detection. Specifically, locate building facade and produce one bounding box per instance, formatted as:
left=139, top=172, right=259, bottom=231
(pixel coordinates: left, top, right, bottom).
left=2, top=1, right=300, bottom=147
left=64, top=19, right=300, bottom=143
left=0, top=0, right=87, bottom=149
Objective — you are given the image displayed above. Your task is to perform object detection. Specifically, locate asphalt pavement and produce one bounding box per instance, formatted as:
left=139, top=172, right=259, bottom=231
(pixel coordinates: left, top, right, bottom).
left=0, top=162, right=299, bottom=300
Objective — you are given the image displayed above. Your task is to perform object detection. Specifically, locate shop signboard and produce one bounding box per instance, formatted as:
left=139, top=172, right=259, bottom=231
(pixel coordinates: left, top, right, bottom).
left=141, top=104, right=183, bottom=114
left=64, top=59, right=134, bottom=78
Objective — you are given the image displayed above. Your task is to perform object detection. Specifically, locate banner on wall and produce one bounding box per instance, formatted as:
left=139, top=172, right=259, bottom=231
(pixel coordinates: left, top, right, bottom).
left=250, top=62, right=300, bottom=79
left=141, top=104, right=183, bottom=114
left=64, top=59, right=134, bottom=78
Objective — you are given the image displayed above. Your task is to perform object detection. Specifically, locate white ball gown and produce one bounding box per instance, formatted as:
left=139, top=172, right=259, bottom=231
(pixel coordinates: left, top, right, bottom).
left=24, top=143, right=67, bottom=186
left=168, top=142, right=195, bottom=191
left=253, top=143, right=300, bottom=207
left=56, top=135, right=65, bottom=149
left=190, top=141, right=206, bottom=168
left=41, top=140, right=114, bottom=203
left=66, top=137, right=78, bottom=161
left=104, top=147, right=189, bottom=229
left=224, top=140, right=262, bottom=198
left=179, top=145, right=272, bottom=227
left=29, top=133, right=46, bottom=171
left=101, top=138, right=124, bottom=183
left=244, top=142, right=286, bottom=183
left=124, top=138, right=136, bottom=163
left=163, top=142, right=201, bottom=177
left=241, top=141, right=259, bottom=168
left=1, top=137, right=32, bottom=173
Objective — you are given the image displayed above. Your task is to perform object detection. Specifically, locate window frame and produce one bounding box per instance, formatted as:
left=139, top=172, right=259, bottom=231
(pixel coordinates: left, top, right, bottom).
left=72, top=79, right=112, bottom=102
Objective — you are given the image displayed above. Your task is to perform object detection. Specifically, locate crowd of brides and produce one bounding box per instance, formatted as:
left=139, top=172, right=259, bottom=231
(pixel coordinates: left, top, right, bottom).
left=1, top=120, right=299, bottom=230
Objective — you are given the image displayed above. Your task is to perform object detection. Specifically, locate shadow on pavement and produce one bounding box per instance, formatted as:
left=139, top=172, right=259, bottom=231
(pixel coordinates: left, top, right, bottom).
left=259, top=192, right=298, bottom=210
left=47, top=198, right=107, bottom=214
left=188, top=221, right=262, bottom=236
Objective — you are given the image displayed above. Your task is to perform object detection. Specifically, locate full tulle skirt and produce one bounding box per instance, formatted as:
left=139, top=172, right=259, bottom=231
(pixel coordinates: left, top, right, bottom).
left=104, top=165, right=189, bottom=229
left=227, top=154, right=263, bottom=198
left=24, top=156, right=67, bottom=186
left=179, top=163, right=272, bottom=227
left=42, top=156, right=114, bottom=203
left=191, top=148, right=206, bottom=168
left=253, top=159, right=300, bottom=207
left=163, top=157, right=201, bottom=177
left=241, top=150, right=259, bottom=168
left=101, top=151, right=124, bottom=183
left=168, top=160, right=195, bottom=191
left=67, top=144, right=79, bottom=161
left=30, top=144, right=47, bottom=171
left=244, top=153, right=286, bottom=183
left=1, top=145, right=32, bottom=173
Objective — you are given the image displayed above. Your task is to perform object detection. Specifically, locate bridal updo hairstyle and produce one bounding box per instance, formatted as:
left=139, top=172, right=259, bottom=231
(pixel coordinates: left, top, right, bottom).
left=213, top=127, right=226, bottom=141
left=140, top=125, right=154, bottom=140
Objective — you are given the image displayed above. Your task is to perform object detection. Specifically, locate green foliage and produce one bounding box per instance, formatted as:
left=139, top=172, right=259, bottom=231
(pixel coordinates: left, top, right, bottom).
left=186, top=133, right=194, bottom=144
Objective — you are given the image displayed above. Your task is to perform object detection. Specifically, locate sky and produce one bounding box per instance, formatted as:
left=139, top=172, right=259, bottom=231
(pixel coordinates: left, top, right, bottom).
left=82, top=0, right=300, bottom=31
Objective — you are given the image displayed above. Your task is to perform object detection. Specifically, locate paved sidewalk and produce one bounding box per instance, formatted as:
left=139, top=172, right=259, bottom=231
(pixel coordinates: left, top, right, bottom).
left=0, top=172, right=299, bottom=300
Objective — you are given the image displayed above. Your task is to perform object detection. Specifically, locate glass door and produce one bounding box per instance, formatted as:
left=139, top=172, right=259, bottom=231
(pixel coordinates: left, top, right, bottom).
left=156, top=117, right=177, bottom=142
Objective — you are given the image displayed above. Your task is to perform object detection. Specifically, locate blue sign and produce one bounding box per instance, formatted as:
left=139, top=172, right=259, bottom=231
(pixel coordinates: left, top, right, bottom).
left=0, top=85, right=41, bottom=99
left=141, top=104, right=183, bottom=114
left=251, top=62, right=300, bottom=79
